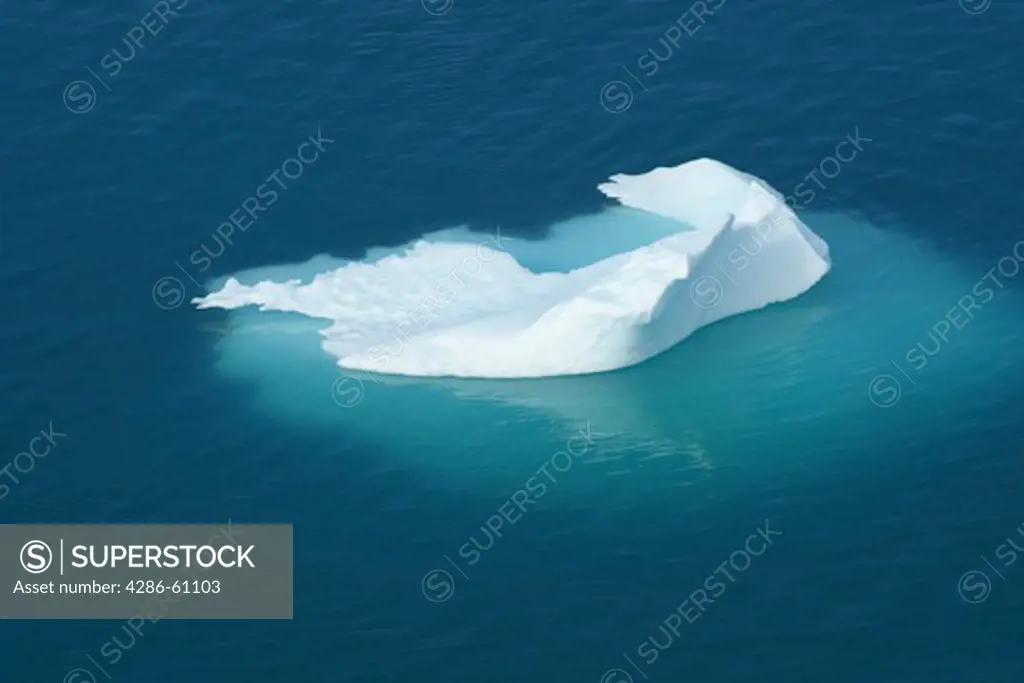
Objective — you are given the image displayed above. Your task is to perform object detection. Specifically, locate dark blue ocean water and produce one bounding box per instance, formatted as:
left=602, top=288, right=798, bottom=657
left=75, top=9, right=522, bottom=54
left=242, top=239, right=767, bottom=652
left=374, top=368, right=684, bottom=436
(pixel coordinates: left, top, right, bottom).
left=3, top=0, right=1024, bottom=681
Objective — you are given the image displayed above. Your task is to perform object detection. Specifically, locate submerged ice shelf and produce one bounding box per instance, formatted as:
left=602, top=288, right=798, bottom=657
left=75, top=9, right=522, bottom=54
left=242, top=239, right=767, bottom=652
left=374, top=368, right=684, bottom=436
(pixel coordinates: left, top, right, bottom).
left=193, top=158, right=832, bottom=378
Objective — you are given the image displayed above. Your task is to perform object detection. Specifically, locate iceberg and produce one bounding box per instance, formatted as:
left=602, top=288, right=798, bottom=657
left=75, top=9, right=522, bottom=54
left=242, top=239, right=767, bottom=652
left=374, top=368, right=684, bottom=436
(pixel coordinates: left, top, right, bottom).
left=192, top=158, right=831, bottom=378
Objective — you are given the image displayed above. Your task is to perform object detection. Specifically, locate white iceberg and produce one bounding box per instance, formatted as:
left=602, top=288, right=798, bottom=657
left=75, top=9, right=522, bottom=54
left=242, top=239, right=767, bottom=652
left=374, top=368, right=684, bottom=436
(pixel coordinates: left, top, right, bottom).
left=193, top=158, right=831, bottom=378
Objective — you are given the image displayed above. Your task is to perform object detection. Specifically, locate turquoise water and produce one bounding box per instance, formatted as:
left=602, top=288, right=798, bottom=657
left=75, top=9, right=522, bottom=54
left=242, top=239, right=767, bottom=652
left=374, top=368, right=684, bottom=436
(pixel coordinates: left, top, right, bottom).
left=213, top=211, right=1024, bottom=493
left=3, top=0, right=1024, bottom=681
